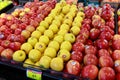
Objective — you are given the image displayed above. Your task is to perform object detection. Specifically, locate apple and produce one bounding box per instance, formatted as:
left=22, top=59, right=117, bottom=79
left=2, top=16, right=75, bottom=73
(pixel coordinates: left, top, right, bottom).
left=101, top=10, right=112, bottom=20
left=48, top=40, right=59, bottom=51
left=60, top=41, right=72, bottom=51
left=26, top=25, right=35, bottom=33
left=66, top=60, right=81, bottom=76
left=44, top=30, right=54, bottom=39
left=34, top=42, right=46, bottom=53
left=1, top=40, right=11, bottom=48
left=112, top=39, right=120, bottom=50
left=72, top=41, right=85, bottom=52
left=81, top=23, right=91, bottom=31
left=98, top=67, right=115, bottom=80
left=30, top=19, right=39, bottom=28
left=0, top=25, right=8, bottom=32
left=112, top=50, right=120, bottom=60
left=64, top=33, right=75, bottom=43
left=14, top=35, right=25, bottom=43
left=89, top=28, right=100, bottom=40
left=9, top=42, right=21, bottom=51
left=21, top=43, right=33, bottom=54
left=84, top=54, right=98, bottom=65
left=100, top=26, right=114, bottom=35
left=31, top=30, right=41, bottom=39
left=113, top=34, right=120, bottom=41
left=1, top=48, right=14, bottom=60
left=14, top=28, right=22, bottom=35
left=81, top=65, right=98, bottom=80
left=7, top=34, right=16, bottom=42
left=21, top=30, right=31, bottom=39
left=99, top=56, right=113, bottom=67
left=96, top=39, right=109, bottom=49
left=71, top=50, right=83, bottom=63
left=85, top=39, right=93, bottom=45
left=53, top=35, right=64, bottom=44
left=114, top=60, right=120, bottom=73
left=82, top=18, right=91, bottom=25
left=0, top=32, right=5, bottom=40
left=13, top=50, right=26, bottom=62
left=76, top=34, right=87, bottom=44
left=98, top=49, right=110, bottom=57
left=106, top=20, right=115, bottom=29
left=0, top=46, right=4, bottom=54
left=85, top=45, right=97, bottom=55
left=99, top=31, right=113, bottom=41
left=116, top=73, right=120, bottom=80
left=19, top=23, right=27, bottom=30
left=79, top=28, right=89, bottom=39
left=10, top=24, right=18, bottom=30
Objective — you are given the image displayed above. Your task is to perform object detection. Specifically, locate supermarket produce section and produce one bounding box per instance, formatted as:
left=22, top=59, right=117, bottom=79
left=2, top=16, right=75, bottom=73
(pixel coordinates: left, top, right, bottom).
left=0, top=0, right=120, bottom=80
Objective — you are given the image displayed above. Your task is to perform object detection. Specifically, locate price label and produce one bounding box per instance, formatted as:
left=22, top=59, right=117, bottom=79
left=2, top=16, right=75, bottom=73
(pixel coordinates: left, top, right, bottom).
left=26, top=69, right=42, bottom=80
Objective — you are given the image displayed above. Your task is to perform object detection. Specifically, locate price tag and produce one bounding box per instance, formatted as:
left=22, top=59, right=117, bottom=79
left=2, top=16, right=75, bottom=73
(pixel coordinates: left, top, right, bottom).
left=26, top=69, right=42, bottom=80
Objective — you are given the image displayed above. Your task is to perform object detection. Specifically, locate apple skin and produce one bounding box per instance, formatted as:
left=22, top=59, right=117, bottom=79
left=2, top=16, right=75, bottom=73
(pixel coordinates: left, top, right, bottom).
left=76, top=34, right=87, bottom=44
left=14, top=28, right=22, bottom=35
left=82, top=18, right=92, bottom=25
left=9, top=42, right=21, bottom=51
left=72, top=42, right=85, bottom=52
left=1, top=40, right=11, bottom=48
left=112, top=50, right=120, bottom=60
left=85, top=45, right=97, bottom=55
left=98, top=67, right=115, bottom=80
left=84, top=54, right=98, bottom=66
left=79, top=28, right=89, bottom=39
left=96, top=39, right=109, bottom=49
left=81, top=23, right=91, bottom=31
left=112, top=39, right=120, bottom=50
left=7, top=34, right=16, bottom=42
left=98, top=49, right=110, bottom=58
left=81, top=65, right=98, bottom=80
left=1, top=48, right=14, bottom=60
left=99, top=56, right=113, bottom=67
left=71, top=50, right=83, bottom=63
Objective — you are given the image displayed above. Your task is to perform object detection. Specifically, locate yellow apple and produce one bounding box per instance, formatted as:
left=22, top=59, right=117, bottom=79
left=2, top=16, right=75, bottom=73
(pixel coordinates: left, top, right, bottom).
left=26, top=25, right=35, bottom=33
left=49, top=24, right=58, bottom=34
left=13, top=50, right=26, bottom=62
left=58, top=29, right=67, bottom=36
left=27, top=37, right=38, bottom=47
left=21, top=43, right=33, bottom=54
left=36, top=26, right=46, bottom=34
left=62, top=4, right=70, bottom=14
left=77, top=11, right=85, bottom=18
left=44, top=47, right=57, bottom=58
left=60, top=41, right=72, bottom=51
left=74, top=16, right=83, bottom=23
left=39, top=35, right=49, bottom=45
left=23, top=58, right=34, bottom=68
left=28, top=49, right=41, bottom=62
left=39, top=56, right=52, bottom=69
left=39, top=21, right=49, bottom=29
left=44, top=16, right=53, bottom=24
left=55, top=15, right=63, bottom=22
left=48, top=13, right=56, bottom=19
left=48, top=40, right=59, bottom=51
left=70, top=26, right=80, bottom=36
left=24, top=8, right=30, bottom=12
left=53, top=35, right=64, bottom=44
left=34, top=42, right=46, bottom=53
left=44, top=29, right=54, bottom=39
left=19, top=11, right=25, bottom=17
left=60, top=24, right=70, bottom=31
left=31, top=30, right=41, bottom=39
left=63, top=19, right=72, bottom=27
left=50, top=57, right=64, bottom=71
left=52, top=19, right=61, bottom=27
left=64, top=33, right=75, bottom=43
left=72, top=21, right=82, bottom=28
left=57, top=49, right=70, bottom=62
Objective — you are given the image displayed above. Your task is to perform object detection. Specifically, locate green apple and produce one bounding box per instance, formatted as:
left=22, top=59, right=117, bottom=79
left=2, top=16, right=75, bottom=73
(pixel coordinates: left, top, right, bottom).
left=34, top=42, right=46, bottom=53
left=49, top=24, right=58, bottom=34
left=57, top=49, right=70, bottom=62
left=39, top=56, right=52, bottom=69
left=44, top=29, right=54, bottom=39
left=60, top=41, right=72, bottom=51
left=48, top=40, right=59, bottom=51
left=13, top=50, right=26, bottom=62
left=58, top=29, right=67, bottom=36
left=64, top=33, right=75, bottom=43
left=28, top=49, right=41, bottom=62
left=39, top=35, right=49, bottom=45
left=53, top=35, right=64, bottom=44
left=44, top=47, right=57, bottom=58
left=70, top=26, right=80, bottom=36
left=27, top=37, right=38, bottom=47
left=36, top=26, right=46, bottom=34
left=21, top=43, right=33, bottom=54
left=60, top=24, right=70, bottom=31
left=44, top=16, right=53, bottom=24
left=39, top=21, right=49, bottom=29
left=31, top=30, right=41, bottom=39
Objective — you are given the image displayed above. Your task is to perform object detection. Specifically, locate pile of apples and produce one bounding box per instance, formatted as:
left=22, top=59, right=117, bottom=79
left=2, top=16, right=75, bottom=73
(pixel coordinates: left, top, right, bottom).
left=0, top=0, right=56, bottom=60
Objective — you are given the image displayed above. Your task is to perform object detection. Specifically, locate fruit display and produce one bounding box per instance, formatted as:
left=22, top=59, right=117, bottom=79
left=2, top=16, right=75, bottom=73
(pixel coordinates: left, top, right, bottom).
left=1, top=0, right=120, bottom=79
left=0, top=1, right=12, bottom=10
left=0, top=0, right=56, bottom=60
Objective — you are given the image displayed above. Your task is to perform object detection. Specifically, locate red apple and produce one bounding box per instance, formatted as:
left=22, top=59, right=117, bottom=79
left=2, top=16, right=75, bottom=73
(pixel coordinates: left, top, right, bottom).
left=66, top=60, right=81, bottom=75
left=30, top=19, right=39, bottom=28
left=84, top=54, right=98, bottom=65
left=89, top=28, right=100, bottom=40
left=0, top=25, right=8, bottom=32
left=79, top=28, right=89, bottom=39
left=101, top=10, right=112, bottom=21
left=0, top=46, right=5, bottom=54
left=112, top=50, right=120, bottom=60
left=85, top=45, right=97, bottom=55
left=76, top=34, right=87, bottom=44
left=72, top=42, right=85, bottom=52
left=71, top=50, right=83, bottom=63
left=81, top=65, right=98, bottom=80
left=100, top=26, right=114, bottom=35
left=19, top=23, right=27, bottom=30
left=14, top=28, right=22, bottom=35
left=9, top=42, right=21, bottom=51
left=85, top=39, right=93, bottom=45
left=116, top=73, right=120, bottom=80
left=106, top=20, right=115, bottom=29
left=1, top=40, right=11, bottom=48
left=99, top=31, right=113, bottom=41
left=96, top=39, right=109, bottom=49
left=25, top=25, right=35, bottom=33
left=98, top=49, right=110, bottom=57
left=98, top=67, right=115, bottom=80
left=7, top=34, right=16, bottom=42
left=14, top=35, right=25, bottom=43
left=82, top=18, right=92, bottom=25
left=113, top=34, right=120, bottom=41
left=114, top=60, right=120, bottom=73
left=81, top=23, right=91, bottom=31
left=1, top=48, right=14, bottom=60
left=10, top=24, right=18, bottom=30
left=99, top=56, right=113, bottom=67
left=112, top=39, right=120, bottom=50
left=0, top=32, right=5, bottom=40
left=85, top=7, right=95, bottom=19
